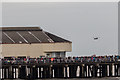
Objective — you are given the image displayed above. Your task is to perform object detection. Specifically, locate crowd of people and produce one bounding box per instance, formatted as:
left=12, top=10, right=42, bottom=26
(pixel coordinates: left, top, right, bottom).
left=1, top=55, right=120, bottom=65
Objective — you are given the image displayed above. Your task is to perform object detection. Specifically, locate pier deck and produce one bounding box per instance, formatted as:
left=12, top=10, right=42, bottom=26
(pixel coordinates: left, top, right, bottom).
left=1, top=61, right=120, bottom=79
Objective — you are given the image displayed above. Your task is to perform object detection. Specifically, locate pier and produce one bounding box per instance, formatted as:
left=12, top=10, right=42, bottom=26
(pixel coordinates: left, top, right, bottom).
left=1, top=56, right=120, bottom=79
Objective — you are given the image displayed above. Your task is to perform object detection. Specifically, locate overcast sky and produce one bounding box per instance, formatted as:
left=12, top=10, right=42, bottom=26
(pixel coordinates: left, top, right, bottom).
left=2, top=2, right=118, bottom=56
left=2, top=0, right=120, bottom=2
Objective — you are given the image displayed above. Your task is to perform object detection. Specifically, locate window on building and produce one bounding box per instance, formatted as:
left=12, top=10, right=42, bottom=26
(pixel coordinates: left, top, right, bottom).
left=46, top=52, right=66, bottom=57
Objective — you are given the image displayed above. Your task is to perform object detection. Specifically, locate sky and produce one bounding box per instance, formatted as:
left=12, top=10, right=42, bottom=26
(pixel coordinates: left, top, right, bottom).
left=2, top=2, right=118, bottom=56
left=1, top=0, right=120, bottom=2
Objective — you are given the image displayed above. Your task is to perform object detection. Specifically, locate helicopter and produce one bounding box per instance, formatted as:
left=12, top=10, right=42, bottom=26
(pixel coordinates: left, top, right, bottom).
left=93, top=37, right=100, bottom=40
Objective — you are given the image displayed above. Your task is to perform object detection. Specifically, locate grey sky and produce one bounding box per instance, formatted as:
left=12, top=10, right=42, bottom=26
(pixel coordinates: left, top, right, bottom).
left=2, top=2, right=118, bottom=56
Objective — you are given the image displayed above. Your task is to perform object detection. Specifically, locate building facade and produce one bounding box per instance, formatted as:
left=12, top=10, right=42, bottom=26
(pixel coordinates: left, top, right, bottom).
left=1, top=27, right=72, bottom=58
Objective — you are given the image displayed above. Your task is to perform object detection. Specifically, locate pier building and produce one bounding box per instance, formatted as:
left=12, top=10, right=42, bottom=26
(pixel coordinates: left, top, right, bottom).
left=0, top=27, right=72, bottom=58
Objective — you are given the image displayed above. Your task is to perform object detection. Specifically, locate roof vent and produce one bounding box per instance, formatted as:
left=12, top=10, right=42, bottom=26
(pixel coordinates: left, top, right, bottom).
left=19, top=41, right=22, bottom=43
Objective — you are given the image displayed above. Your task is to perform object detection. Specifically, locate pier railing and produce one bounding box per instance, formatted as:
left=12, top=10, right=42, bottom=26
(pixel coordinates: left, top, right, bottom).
left=1, top=56, right=120, bottom=79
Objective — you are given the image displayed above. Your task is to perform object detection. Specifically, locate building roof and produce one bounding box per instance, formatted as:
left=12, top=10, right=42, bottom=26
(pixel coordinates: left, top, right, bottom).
left=0, top=27, right=71, bottom=44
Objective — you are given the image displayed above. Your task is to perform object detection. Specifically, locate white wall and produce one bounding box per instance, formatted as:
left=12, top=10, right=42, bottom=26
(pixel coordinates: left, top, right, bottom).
left=2, top=42, right=72, bottom=57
